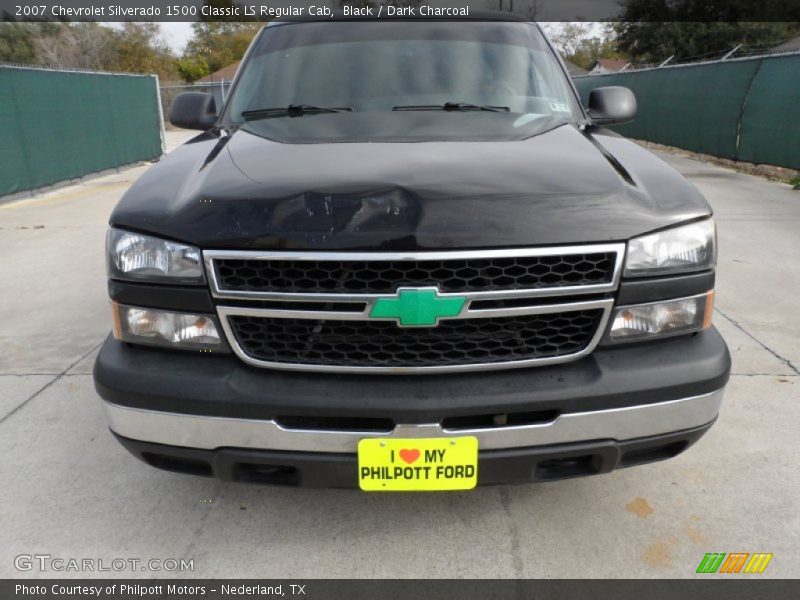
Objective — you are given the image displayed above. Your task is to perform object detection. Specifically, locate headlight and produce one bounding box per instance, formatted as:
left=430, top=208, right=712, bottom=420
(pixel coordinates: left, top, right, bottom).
left=625, top=218, right=716, bottom=277
left=107, top=228, right=204, bottom=284
left=608, top=292, right=714, bottom=342
left=112, top=303, right=225, bottom=351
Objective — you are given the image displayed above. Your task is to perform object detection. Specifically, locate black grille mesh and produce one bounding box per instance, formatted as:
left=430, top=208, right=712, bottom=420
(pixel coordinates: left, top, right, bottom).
left=228, top=310, right=603, bottom=368
left=214, top=253, right=615, bottom=294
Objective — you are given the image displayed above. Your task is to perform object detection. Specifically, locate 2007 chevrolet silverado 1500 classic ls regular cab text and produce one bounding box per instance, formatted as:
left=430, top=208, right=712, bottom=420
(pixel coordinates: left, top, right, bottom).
left=93, top=14, right=730, bottom=491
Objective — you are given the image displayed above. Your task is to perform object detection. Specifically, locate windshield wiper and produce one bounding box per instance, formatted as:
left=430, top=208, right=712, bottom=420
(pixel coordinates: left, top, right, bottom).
left=241, top=105, right=353, bottom=120
left=392, top=102, right=509, bottom=113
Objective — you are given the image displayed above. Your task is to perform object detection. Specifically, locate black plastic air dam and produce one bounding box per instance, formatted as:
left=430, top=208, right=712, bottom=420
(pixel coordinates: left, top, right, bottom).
left=112, top=422, right=714, bottom=488
left=94, top=327, right=730, bottom=423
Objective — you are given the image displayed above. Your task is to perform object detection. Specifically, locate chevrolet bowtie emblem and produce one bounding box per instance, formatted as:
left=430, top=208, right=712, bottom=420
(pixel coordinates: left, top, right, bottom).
left=369, top=288, right=467, bottom=327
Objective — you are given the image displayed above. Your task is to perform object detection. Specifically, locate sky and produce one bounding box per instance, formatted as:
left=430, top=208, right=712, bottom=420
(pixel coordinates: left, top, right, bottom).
left=160, top=22, right=195, bottom=53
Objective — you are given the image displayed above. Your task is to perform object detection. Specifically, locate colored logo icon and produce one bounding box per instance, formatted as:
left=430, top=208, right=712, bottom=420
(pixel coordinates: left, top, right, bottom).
left=696, top=552, right=773, bottom=574
left=369, top=288, right=467, bottom=327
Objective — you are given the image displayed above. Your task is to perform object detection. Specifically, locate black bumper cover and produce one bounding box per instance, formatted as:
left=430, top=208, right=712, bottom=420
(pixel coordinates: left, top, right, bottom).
left=94, top=328, right=730, bottom=423
left=95, top=329, right=728, bottom=486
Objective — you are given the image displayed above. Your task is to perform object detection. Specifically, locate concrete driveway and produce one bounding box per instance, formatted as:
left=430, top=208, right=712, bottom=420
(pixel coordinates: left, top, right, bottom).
left=1, top=133, right=798, bottom=578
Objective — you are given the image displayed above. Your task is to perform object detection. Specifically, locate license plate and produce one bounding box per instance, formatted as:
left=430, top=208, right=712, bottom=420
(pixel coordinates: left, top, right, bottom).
left=358, top=437, right=478, bottom=492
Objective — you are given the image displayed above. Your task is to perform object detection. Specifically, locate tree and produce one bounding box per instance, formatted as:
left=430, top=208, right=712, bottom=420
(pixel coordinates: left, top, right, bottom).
left=177, top=2, right=264, bottom=77
left=2, top=22, right=181, bottom=81
left=548, top=23, right=592, bottom=57
left=569, top=37, right=625, bottom=70
left=0, top=23, right=37, bottom=63
left=182, top=22, right=261, bottom=76
left=114, top=23, right=178, bottom=81
left=28, top=23, right=117, bottom=71
left=177, top=56, right=210, bottom=83
left=546, top=23, right=624, bottom=70
left=613, top=0, right=800, bottom=63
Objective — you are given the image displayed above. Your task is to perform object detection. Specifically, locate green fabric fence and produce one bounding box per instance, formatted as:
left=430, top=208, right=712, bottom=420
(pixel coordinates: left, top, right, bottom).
left=0, top=66, right=163, bottom=197
left=573, top=53, right=800, bottom=170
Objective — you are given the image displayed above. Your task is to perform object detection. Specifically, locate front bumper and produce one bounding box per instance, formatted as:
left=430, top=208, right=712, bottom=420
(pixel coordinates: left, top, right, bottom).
left=113, top=422, right=715, bottom=487
left=94, top=327, right=730, bottom=486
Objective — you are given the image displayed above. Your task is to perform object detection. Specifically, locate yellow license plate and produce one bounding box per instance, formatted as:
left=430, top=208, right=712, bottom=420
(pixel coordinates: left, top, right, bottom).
left=358, top=437, right=478, bottom=492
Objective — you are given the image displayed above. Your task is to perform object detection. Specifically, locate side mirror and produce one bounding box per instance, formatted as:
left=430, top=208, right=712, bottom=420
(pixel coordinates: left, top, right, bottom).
left=169, top=92, right=218, bottom=130
left=587, top=86, right=637, bottom=126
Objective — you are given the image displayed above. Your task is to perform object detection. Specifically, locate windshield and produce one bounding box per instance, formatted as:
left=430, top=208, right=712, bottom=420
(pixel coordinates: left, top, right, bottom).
left=224, top=21, right=581, bottom=142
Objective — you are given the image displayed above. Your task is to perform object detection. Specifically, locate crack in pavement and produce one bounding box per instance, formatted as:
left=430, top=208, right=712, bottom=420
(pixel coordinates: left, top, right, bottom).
left=0, top=342, right=103, bottom=425
left=497, top=487, right=524, bottom=578
left=715, top=307, right=800, bottom=376
left=730, top=373, right=798, bottom=377
left=0, top=373, right=62, bottom=377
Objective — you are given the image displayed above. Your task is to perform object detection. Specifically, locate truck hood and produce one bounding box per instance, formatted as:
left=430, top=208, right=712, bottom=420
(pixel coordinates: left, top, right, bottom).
left=110, top=124, right=711, bottom=250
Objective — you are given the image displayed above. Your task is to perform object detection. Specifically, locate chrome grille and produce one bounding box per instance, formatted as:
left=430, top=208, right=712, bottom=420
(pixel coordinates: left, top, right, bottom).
left=227, top=310, right=604, bottom=368
left=205, top=245, right=624, bottom=374
left=212, top=253, right=615, bottom=294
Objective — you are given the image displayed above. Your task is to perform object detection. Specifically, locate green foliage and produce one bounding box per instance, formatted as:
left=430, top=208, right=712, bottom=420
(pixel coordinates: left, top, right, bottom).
left=182, top=22, right=261, bottom=76
left=2, top=16, right=264, bottom=83
left=0, top=22, right=180, bottom=81
left=547, top=23, right=624, bottom=70
left=113, top=23, right=178, bottom=81
left=569, top=37, right=624, bottom=70
left=0, top=23, right=37, bottom=63
left=177, top=56, right=210, bottom=83
left=613, top=1, right=800, bottom=62
left=790, top=175, right=800, bottom=190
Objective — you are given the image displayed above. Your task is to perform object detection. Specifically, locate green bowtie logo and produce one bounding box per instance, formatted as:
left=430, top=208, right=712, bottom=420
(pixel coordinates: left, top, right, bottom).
left=369, top=288, right=467, bottom=327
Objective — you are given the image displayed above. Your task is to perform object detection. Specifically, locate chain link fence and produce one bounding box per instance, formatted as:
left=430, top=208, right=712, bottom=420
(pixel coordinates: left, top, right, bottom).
left=0, top=64, right=163, bottom=198
left=573, top=50, right=800, bottom=170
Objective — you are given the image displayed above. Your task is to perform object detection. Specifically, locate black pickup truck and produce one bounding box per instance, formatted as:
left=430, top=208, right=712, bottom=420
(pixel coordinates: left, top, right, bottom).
left=94, top=14, right=730, bottom=490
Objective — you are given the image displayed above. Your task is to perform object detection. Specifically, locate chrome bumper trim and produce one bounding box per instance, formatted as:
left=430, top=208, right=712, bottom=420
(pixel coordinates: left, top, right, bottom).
left=103, top=388, right=724, bottom=453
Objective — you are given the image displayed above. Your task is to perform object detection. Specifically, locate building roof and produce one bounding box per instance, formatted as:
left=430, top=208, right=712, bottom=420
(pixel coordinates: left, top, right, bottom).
left=197, top=61, right=241, bottom=83
left=591, top=58, right=630, bottom=72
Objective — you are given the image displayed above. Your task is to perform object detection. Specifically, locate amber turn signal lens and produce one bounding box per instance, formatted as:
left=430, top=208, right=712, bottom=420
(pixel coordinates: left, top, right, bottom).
left=703, top=290, right=715, bottom=329
left=111, top=301, right=123, bottom=340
